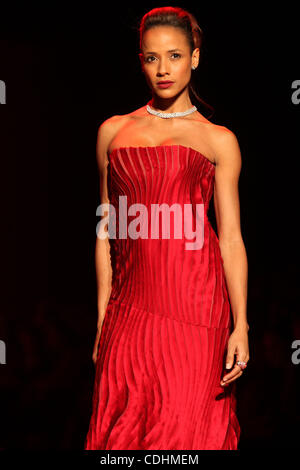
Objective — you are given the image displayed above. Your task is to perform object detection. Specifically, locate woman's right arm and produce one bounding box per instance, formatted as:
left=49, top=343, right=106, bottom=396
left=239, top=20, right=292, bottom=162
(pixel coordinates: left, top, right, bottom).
left=92, top=120, right=115, bottom=363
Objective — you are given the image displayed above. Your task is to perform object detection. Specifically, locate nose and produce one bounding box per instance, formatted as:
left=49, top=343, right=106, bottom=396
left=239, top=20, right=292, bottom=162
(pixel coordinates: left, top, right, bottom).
left=156, top=58, right=170, bottom=76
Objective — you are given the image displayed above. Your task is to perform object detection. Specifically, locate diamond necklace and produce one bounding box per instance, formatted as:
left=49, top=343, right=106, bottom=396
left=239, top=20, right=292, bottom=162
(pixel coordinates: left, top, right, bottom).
left=146, top=103, right=197, bottom=119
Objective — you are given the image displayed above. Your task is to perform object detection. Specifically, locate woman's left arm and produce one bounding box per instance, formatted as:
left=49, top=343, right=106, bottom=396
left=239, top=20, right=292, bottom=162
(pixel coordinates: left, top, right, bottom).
left=212, top=127, right=249, bottom=386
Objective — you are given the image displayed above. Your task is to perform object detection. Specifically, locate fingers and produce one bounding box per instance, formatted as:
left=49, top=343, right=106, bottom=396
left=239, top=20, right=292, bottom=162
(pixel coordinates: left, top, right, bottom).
left=92, top=352, right=98, bottom=366
left=92, top=344, right=99, bottom=365
left=221, top=344, right=237, bottom=385
left=221, top=350, right=249, bottom=386
left=221, top=366, right=243, bottom=386
left=92, top=327, right=102, bottom=364
left=225, top=352, right=235, bottom=371
left=92, top=347, right=99, bottom=365
left=221, top=333, right=249, bottom=386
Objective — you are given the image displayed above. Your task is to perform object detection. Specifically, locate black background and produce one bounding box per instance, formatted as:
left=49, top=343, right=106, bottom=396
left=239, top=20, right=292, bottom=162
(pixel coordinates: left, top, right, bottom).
left=0, top=2, right=299, bottom=450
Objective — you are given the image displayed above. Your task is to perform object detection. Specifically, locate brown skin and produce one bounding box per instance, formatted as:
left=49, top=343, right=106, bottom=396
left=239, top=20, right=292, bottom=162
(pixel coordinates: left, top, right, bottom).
left=93, top=26, right=250, bottom=387
left=139, top=25, right=200, bottom=113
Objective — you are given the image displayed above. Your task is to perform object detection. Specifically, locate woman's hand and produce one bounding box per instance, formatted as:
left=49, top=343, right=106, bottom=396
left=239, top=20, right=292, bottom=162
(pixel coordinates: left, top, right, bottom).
left=92, top=324, right=103, bottom=366
left=220, top=325, right=249, bottom=386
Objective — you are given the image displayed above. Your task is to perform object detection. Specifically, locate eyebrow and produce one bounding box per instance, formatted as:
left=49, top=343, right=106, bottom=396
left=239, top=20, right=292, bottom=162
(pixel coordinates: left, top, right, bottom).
left=145, top=49, right=184, bottom=54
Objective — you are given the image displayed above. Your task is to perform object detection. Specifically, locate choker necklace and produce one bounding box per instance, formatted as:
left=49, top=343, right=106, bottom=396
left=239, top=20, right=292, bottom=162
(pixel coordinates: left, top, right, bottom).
left=146, top=103, right=197, bottom=119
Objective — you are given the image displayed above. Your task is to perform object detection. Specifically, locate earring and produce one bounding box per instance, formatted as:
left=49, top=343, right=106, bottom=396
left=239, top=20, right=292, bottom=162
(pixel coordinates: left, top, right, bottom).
left=192, top=65, right=196, bottom=70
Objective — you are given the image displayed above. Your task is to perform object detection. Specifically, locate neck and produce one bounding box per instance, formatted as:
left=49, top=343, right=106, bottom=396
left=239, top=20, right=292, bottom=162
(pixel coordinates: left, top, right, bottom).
left=149, top=96, right=195, bottom=113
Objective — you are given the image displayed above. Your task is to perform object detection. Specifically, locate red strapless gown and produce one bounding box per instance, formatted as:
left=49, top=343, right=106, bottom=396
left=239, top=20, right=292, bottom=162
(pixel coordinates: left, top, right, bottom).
left=84, top=145, right=240, bottom=450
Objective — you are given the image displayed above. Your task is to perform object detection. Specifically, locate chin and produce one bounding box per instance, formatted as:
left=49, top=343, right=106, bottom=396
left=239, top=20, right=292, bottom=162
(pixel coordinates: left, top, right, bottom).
left=155, top=88, right=178, bottom=95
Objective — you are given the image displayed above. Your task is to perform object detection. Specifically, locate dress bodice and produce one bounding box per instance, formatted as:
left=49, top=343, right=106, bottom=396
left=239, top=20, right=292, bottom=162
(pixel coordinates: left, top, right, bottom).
left=105, top=144, right=229, bottom=328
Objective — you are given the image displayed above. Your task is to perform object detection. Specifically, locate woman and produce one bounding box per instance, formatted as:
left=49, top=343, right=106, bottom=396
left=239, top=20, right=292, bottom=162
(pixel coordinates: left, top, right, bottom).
left=85, top=6, right=249, bottom=450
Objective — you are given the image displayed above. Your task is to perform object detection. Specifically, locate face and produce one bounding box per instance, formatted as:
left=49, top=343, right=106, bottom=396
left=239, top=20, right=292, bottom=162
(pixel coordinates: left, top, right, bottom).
left=139, top=25, right=199, bottom=96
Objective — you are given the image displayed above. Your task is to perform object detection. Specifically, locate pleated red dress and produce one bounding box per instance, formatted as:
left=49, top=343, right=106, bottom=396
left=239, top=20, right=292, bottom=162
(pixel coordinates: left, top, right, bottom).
left=84, top=144, right=240, bottom=450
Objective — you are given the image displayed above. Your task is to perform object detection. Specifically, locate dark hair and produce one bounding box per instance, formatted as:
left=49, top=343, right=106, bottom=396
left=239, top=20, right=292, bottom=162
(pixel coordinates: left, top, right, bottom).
left=138, top=6, right=214, bottom=120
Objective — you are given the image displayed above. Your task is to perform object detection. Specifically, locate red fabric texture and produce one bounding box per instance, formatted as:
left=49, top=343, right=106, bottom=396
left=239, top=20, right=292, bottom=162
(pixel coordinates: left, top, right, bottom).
left=84, top=145, right=240, bottom=450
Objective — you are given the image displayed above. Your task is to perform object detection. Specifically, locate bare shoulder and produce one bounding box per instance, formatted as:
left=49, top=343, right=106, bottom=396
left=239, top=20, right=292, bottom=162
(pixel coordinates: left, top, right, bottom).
left=97, top=114, right=125, bottom=144
left=208, top=123, right=242, bottom=171
left=96, top=114, right=128, bottom=167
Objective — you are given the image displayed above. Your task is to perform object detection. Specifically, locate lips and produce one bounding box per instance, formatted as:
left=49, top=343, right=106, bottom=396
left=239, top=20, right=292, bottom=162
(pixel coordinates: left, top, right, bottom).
left=157, top=81, right=174, bottom=89
left=157, top=81, right=174, bottom=84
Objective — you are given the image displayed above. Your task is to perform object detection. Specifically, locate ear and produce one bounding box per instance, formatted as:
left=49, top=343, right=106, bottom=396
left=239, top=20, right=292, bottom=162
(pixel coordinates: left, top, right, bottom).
left=192, top=47, right=200, bottom=67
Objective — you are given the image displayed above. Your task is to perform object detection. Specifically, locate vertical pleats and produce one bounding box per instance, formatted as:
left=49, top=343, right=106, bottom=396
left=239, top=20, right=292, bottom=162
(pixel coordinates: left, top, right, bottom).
left=85, top=145, right=240, bottom=450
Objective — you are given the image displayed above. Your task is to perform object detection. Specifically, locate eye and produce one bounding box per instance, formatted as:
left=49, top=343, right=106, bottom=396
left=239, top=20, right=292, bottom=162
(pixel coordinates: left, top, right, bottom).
left=144, top=53, right=181, bottom=63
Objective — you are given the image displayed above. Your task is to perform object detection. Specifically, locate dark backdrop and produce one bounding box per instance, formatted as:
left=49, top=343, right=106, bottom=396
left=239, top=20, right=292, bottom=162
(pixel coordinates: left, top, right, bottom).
left=0, top=2, right=299, bottom=450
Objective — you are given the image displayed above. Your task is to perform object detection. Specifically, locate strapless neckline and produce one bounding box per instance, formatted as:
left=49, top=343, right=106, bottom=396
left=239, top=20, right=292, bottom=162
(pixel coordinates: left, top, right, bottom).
left=108, top=144, right=216, bottom=169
